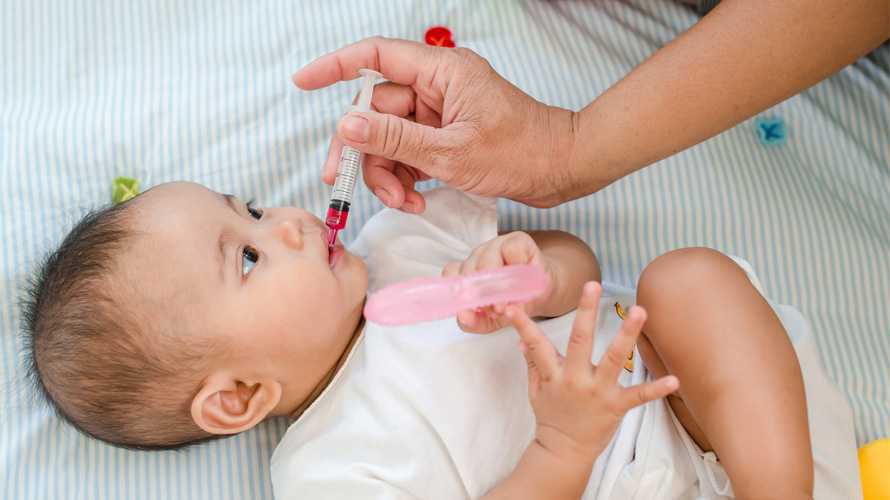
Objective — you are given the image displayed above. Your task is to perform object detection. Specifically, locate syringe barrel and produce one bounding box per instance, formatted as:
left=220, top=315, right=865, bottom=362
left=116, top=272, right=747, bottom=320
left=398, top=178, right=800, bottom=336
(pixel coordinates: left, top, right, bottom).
left=331, top=146, right=362, bottom=205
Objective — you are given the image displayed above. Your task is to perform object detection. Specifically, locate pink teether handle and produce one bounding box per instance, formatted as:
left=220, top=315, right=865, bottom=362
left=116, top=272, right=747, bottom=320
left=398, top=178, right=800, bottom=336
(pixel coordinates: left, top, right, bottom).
left=364, top=264, right=550, bottom=326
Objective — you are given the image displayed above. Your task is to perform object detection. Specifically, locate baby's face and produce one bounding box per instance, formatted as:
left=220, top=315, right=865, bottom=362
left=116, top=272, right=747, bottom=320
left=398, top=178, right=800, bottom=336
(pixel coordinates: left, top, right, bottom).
left=127, top=182, right=367, bottom=412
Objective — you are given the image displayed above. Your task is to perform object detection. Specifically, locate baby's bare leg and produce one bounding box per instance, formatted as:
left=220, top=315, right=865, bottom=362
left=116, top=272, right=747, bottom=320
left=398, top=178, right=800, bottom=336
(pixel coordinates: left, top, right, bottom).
left=636, top=248, right=813, bottom=499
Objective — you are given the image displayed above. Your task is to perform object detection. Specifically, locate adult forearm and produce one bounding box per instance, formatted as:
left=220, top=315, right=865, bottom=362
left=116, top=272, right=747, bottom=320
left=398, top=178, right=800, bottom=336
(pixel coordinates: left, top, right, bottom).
left=564, top=0, right=889, bottom=199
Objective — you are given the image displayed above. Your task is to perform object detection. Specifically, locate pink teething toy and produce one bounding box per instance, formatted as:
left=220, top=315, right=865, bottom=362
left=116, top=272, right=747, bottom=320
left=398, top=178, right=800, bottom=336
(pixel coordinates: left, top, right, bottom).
left=364, top=264, right=550, bottom=326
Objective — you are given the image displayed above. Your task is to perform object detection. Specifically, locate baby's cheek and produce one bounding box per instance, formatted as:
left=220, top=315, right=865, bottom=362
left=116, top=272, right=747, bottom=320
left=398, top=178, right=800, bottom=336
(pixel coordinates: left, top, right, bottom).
left=277, top=271, right=340, bottom=316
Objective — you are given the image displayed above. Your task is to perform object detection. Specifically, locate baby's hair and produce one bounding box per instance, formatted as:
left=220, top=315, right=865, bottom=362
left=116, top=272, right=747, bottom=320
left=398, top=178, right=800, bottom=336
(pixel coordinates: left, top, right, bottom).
left=21, top=197, right=220, bottom=450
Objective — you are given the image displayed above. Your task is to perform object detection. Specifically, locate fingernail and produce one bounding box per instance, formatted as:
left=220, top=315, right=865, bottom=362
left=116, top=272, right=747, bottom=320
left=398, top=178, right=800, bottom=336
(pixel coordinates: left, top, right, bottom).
left=402, top=199, right=418, bottom=213
left=341, top=114, right=369, bottom=143
left=374, top=188, right=392, bottom=206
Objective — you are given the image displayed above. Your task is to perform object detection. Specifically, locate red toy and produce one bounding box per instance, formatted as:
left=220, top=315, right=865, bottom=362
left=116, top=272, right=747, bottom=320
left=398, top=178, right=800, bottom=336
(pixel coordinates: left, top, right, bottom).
left=424, top=26, right=455, bottom=47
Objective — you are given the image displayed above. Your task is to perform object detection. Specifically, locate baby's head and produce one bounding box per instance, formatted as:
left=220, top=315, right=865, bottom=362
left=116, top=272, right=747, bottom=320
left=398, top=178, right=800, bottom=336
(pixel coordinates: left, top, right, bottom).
left=23, top=181, right=367, bottom=449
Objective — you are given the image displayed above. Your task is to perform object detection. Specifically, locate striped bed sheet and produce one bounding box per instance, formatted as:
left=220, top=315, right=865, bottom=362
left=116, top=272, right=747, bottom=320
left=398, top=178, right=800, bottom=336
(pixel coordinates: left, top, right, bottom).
left=1, top=1, right=887, bottom=498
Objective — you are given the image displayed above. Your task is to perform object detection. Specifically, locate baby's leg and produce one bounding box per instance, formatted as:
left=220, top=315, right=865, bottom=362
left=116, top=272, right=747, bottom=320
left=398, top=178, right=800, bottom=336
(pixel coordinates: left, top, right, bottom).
left=635, top=248, right=813, bottom=499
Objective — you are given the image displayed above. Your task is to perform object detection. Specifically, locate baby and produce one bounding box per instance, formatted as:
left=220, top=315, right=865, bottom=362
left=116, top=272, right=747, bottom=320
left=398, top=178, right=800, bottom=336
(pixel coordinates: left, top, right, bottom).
left=24, top=181, right=858, bottom=499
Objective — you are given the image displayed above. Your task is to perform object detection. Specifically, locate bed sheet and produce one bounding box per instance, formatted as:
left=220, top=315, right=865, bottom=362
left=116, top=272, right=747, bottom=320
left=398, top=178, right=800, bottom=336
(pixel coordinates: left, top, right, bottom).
left=2, top=1, right=888, bottom=498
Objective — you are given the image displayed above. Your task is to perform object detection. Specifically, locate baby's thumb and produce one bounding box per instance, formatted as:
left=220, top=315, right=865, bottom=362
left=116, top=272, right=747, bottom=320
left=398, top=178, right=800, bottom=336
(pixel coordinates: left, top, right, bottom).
left=337, top=111, right=459, bottom=178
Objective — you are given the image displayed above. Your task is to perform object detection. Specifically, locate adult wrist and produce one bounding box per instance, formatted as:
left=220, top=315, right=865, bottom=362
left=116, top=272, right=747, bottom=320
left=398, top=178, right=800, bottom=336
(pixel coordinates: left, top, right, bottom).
left=542, top=105, right=582, bottom=208
left=555, top=100, right=641, bottom=204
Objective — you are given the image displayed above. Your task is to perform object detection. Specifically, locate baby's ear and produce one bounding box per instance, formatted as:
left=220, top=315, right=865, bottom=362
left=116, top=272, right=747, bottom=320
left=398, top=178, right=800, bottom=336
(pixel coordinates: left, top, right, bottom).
left=190, top=373, right=282, bottom=435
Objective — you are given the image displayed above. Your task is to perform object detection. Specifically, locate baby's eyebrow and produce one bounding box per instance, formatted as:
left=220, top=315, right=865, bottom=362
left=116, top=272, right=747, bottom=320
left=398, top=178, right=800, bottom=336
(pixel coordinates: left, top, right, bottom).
left=221, top=193, right=240, bottom=215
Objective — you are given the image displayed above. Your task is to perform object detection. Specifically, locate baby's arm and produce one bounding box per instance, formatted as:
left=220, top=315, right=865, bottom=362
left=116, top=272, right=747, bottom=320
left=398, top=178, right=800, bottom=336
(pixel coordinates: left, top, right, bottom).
left=442, top=231, right=600, bottom=333
left=481, top=284, right=678, bottom=500
left=525, top=231, right=601, bottom=318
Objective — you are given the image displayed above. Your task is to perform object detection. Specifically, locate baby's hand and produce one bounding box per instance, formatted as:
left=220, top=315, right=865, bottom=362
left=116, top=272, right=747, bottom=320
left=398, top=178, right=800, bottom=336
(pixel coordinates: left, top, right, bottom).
left=507, top=282, right=679, bottom=463
left=442, top=231, right=555, bottom=333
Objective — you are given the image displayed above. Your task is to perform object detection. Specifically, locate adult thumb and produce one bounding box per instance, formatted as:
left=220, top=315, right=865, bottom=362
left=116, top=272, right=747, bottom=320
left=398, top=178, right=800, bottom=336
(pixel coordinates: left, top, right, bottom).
left=337, top=111, right=457, bottom=176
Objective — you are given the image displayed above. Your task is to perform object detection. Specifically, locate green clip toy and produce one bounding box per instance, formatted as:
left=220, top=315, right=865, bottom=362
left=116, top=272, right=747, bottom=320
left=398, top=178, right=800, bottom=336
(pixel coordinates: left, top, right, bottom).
left=112, top=176, right=140, bottom=204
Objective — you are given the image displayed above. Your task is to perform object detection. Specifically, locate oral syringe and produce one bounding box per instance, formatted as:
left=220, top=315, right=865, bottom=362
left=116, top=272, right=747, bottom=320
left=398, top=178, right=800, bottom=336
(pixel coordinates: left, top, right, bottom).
left=325, top=68, right=382, bottom=251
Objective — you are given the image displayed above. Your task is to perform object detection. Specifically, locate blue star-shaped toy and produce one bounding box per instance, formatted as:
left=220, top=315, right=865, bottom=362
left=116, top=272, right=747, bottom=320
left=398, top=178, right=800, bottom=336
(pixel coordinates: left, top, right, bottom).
left=755, top=117, right=787, bottom=147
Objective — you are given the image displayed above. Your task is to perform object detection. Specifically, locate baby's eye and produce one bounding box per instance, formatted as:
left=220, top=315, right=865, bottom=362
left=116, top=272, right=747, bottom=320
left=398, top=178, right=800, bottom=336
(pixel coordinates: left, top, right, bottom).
left=242, top=246, right=259, bottom=276
left=246, top=201, right=263, bottom=220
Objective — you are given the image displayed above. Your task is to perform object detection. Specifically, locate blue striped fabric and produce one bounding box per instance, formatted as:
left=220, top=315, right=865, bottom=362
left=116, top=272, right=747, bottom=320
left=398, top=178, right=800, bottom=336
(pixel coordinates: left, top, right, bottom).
left=1, top=1, right=887, bottom=498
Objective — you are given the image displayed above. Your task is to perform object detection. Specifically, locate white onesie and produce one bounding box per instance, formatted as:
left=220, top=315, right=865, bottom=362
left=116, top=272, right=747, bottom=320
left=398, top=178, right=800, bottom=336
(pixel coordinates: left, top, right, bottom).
left=270, top=188, right=860, bottom=499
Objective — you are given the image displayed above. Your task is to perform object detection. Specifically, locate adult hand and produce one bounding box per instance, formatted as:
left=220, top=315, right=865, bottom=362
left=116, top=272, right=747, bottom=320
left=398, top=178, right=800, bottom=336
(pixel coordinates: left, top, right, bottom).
left=293, top=37, right=578, bottom=212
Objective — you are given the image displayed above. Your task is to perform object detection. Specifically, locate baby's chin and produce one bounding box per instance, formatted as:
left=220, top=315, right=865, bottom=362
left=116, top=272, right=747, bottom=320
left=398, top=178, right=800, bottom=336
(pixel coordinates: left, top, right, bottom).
left=332, top=249, right=369, bottom=295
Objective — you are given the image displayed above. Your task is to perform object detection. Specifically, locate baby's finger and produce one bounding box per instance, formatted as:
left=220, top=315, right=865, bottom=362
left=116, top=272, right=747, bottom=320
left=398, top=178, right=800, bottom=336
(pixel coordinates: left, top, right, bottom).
left=519, top=341, right=541, bottom=399
left=477, top=247, right=505, bottom=271
left=457, top=309, right=499, bottom=334
left=565, top=282, right=602, bottom=376
left=501, top=235, right=536, bottom=265
left=507, top=306, right=560, bottom=380
left=455, top=309, right=474, bottom=331
left=618, top=375, right=679, bottom=412
left=597, top=306, right=647, bottom=384
left=459, top=254, right=479, bottom=276
left=442, top=261, right=460, bottom=278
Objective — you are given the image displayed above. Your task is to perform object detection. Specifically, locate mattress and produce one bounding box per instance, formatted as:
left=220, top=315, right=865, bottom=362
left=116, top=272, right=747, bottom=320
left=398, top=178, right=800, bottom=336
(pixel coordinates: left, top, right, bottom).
left=1, top=1, right=887, bottom=498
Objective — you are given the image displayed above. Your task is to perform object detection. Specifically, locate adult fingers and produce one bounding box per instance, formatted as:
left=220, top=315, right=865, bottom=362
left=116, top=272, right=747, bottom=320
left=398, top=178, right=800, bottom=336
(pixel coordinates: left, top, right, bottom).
left=322, top=136, right=344, bottom=185
left=507, top=306, right=560, bottom=381
left=597, top=306, right=646, bottom=384
left=293, top=37, right=446, bottom=91
left=369, top=82, right=419, bottom=118
left=565, top=282, right=602, bottom=375
left=393, top=165, right=426, bottom=213
left=362, top=157, right=405, bottom=208
left=354, top=82, right=419, bottom=206
left=336, top=110, right=466, bottom=180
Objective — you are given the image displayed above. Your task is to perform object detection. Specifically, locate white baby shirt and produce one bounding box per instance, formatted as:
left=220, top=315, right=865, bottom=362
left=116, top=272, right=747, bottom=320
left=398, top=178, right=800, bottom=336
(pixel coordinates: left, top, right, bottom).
left=270, top=188, right=859, bottom=500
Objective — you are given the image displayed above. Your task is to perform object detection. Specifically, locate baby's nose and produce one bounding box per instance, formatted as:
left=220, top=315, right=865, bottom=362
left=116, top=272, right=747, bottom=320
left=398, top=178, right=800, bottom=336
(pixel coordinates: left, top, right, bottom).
left=275, top=219, right=303, bottom=250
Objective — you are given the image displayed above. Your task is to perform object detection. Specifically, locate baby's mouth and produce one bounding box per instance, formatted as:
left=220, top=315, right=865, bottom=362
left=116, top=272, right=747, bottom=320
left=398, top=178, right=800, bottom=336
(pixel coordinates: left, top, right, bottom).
left=328, top=243, right=345, bottom=268
left=325, top=227, right=343, bottom=267
left=325, top=229, right=334, bottom=261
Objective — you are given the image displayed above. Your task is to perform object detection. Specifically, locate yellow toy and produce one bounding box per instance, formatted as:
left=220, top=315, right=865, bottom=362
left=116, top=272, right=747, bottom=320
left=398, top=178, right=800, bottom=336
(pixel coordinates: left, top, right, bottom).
left=860, top=438, right=890, bottom=500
